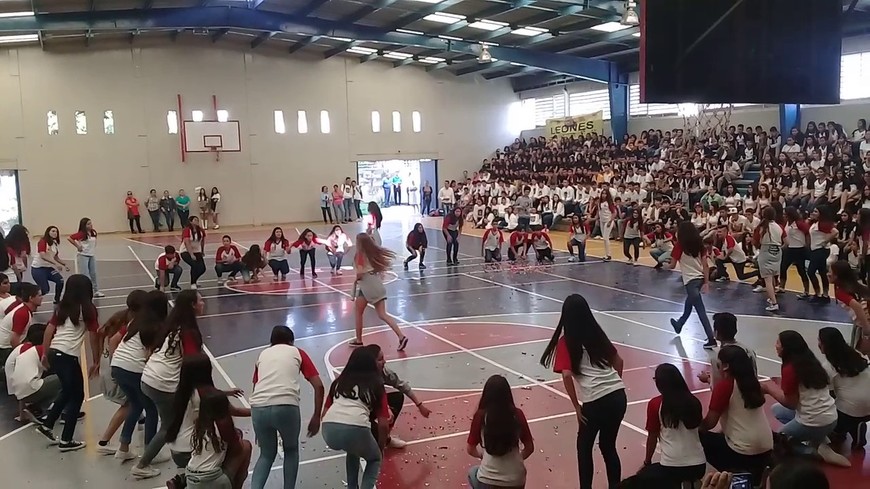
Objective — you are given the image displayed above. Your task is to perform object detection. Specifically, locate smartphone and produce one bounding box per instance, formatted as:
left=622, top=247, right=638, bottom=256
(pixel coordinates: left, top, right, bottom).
left=731, top=473, right=752, bottom=489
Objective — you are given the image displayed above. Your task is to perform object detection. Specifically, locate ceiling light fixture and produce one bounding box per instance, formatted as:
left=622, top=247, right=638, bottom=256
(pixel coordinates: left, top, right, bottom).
left=621, top=1, right=640, bottom=26
left=424, top=12, right=466, bottom=24
left=419, top=57, right=446, bottom=64
left=468, top=19, right=508, bottom=31
left=395, top=29, right=425, bottom=35
left=591, top=21, right=633, bottom=33
left=632, top=32, right=641, bottom=37
left=383, top=52, right=414, bottom=60
left=0, top=11, right=35, bottom=18
left=511, top=26, right=548, bottom=37
left=0, top=33, right=39, bottom=44
left=438, top=34, right=464, bottom=42
left=347, top=46, right=377, bottom=55
left=478, top=44, right=492, bottom=63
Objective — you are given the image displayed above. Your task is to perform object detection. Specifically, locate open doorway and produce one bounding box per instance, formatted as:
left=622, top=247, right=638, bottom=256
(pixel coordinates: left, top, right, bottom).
left=356, top=159, right=437, bottom=210
left=0, top=170, right=21, bottom=235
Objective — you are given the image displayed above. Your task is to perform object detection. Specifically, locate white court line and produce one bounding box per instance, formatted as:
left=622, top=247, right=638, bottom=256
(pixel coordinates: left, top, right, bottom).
left=127, top=246, right=250, bottom=411
left=0, top=394, right=104, bottom=443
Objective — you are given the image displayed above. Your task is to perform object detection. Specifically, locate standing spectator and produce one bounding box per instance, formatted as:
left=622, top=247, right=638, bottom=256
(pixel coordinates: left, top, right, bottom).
left=160, top=190, right=177, bottom=233
left=421, top=180, right=433, bottom=216
left=331, top=185, right=346, bottom=224
left=392, top=174, right=402, bottom=205
left=146, top=189, right=161, bottom=232
left=68, top=217, right=103, bottom=297
left=125, top=191, right=143, bottom=234
left=407, top=180, right=419, bottom=213
left=31, top=226, right=69, bottom=305
left=196, top=188, right=211, bottom=230
left=439, top=180, right=454, bottom=213
left=320, top=186, right=333, bottom=224
left=352, top=180, right=364, bottom=221
left=210, top=187, right=221, bottom=230
left=514, top=187, right=533, bottom=232
left=382, top=177, right=391, bottom=207
left=175, top=189, right=191, bottom=228
left=342, top=177, right=355, bottom=224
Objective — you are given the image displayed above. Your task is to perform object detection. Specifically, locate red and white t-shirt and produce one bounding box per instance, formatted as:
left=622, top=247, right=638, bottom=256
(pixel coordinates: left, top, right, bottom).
left=645, top=232, right=674, bottom=252
left=215, top=245, right=241, bottom=264
left=552, top=336, right=624, bottom=403
left=671, top=243, right=707, bottom=284
left=645, top=396, right=706, bottom=467
left=141, top=329, right=201, bottom=393
left=69, top=230, right=97, bottom=256
left=291, top=238, right=321, bottom=251
left=509, top=232, right=527, bottom=249
left=808, top=221, right=834, bottom=251
left=785, top=220, right=810, bottom=248
left=481, top=228, right=504, bottom=251
left=781, top=363, right=837, bottom=427
left=180, top=226, right=205, bottom=254
left=4, top=343, right=46, bottom=399
left=250, top=344, right=318, bottom=407
left=31, top=239, right=59, bottom=269
left=48, top=306, right=100, bottom=356
left=0, top=296, right=19, bottom=323
left=822, top=356, right=870, bottom=418
left=0, top=302, right=33, bottom=348
left=531, top=231, right=552, bottom=250
left=264, top=239, right=290, bottom=260
left=155, top=252, right=180, bottom=271
left=111, top=324, right=148, bottom=374
left=467, top=408, right=533, bottom=486
left=708, top=378, right=773, bottom=455
left=720, top=234, right=747, bottom=263
left=322, top=385, right=390, bottom=428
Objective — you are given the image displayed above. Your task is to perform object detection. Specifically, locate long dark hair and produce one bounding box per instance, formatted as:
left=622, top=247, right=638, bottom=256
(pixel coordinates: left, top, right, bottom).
left=5, top=224, right=29, bottom=253
left=190, top=390, right=230, bottom=455
left=830, top=261, right=870, bottom=300
left=328, top=347, right=383, bottom=413
left=676, top=221, right=703, bottom=257
left=77, top=217, right=95, bottom=240
left=476, top=375, right=521, bottom=456
left=157, top=290, right=202, bottom=356
left=367, top=201, right=383, bottom=229
left=0, top=232, right=8, bottom=270
left=268, top=227, right=287, bottom=246
left=778, top=330, right=829, bottom=390
left=819, top=327, right=868, bottom=378
left=654, top=363, right=702, bottom=430
left=758, top=206, right=776, bottom=240
left=166, top=353, right=216, bottom=442
left=41, top=226, right=59, bottom=246
left=99, top=289, right=148, bottom=345
left=125, top=290, right=168, bottom=347
left=187, top=216, right=203, bottom=242
left=56, top=274, right=97, bottom=327
left=719, top=346, right=765, bottom=409
left=540, top=294, right=617, bottom=374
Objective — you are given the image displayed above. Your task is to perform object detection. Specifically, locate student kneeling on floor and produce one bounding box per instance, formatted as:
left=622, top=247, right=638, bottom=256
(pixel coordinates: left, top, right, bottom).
left=364, top=344, right=431, bottom=449
left=4, top=323, right=59, bottom=422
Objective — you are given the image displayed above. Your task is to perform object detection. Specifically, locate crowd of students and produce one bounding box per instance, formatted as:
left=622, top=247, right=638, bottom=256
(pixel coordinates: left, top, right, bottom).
left=125, top=187, right=221, bottom=234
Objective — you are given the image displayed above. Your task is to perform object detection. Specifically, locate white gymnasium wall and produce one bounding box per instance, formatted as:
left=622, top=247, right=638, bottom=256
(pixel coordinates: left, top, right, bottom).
left=0, top=44, right=518, bottom=232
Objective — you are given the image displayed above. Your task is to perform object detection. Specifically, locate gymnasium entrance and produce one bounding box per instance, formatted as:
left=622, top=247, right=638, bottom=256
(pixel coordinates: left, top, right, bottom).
left=0, top=169, right=22, bottom=235
left=356, top=159, right=437, bottom=208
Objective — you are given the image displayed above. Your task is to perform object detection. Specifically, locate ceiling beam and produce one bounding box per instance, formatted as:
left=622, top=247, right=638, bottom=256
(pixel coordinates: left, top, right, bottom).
left=386, top=0, right=465, bottom=31
left=483, top=66, right=535, bottom=80
left=360, top=50, right=381, bottom=63
left=324, top=40, right=357, bottom=59
left=297, top=0, right=329, bottom=17
left=436, top=0, right=536, bottom=35
left=0, top=7, right=615, bottom=83
left=250, top=31, right=275, bottom=48
left=251, top=0, right=269, bottom=9
left=288, top=35, right=320, bottom=53
left=341, top=0, right=399, bottom=24
left=556, top=28, right=639, bottom=55
left=593, top=47, right=639, bottom=59
left=211, top=27, right=229, bottom=42
left=455, top=60, right=510, bottom=76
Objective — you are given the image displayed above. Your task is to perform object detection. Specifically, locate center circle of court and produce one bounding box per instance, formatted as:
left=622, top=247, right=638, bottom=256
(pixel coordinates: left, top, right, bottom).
left=224, top=271, right=399, bottom=295
left=326, top=321, right=554, bottom=392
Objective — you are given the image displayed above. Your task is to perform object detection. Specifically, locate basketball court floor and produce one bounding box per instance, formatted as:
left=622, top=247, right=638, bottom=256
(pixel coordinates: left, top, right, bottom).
left=0, top=209, right=867, bottom=488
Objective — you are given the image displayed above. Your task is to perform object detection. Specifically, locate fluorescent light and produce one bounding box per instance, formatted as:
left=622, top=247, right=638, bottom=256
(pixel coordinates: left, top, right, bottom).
left=510, top=62, right=525, bottom=67
left=0, top=11, right=34, bottom=18
left=395, top=29, right=425, bottom=35
left=438, top=34, right=464, bottom=41
left=590, top=22, right=633, bottom=33
left=410, top=0, right=440, bottom=2
left=419, top=57, right=446, bottom=64
left=468, top=19, right=508, bottom=31
left=0, top=34, right=38, bottom=44
left=347, top=46, right=377, bottom=55
left=481, top=41, right=499, bottom=46
left=327, top=36, right=353, bottom=42
left=511, top=26, right=548, bottom=37
left=632, top=32, right=641, bottom=37
left=424, top=12, right=465, bottom=24
left=383, top=52, right=413, bottom=60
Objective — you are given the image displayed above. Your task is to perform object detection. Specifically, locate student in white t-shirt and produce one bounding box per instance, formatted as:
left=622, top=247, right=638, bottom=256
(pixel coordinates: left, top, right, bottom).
left=326, top=225, right=354, bottom=274
left=818, top=327, right=870, bottom=449
left=30, top=226, right=69, bottom=304
left=321, top=347, right=391, bottom=489
left=636, top=364, right=706, bottom=485
left=466, top=374, right=534, bottom=489
left=541, top=294, right=626, bottom=489
left=669, top=222, right=716, bottom=348
left=249, top=326, right=324, bottom=489
left=566, top=214, right=587, bottom=262
left=4, top=323, right=58, bottom=421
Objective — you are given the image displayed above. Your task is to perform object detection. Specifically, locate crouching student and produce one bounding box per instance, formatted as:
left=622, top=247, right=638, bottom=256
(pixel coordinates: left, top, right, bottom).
left=566, top=215, right=587, bottom=263
left=155, top=245, right=182, bottom=292
left=530, top=230, right=554, bottom=264
left=214, top=236, right=243, bottom=284
left=403, top=224, right=428, bottom=271
left=241, top=245, right=265, bottom=284
left=4, top=323, right=58, bottom=422
left=481, top=226, right=504, bottom=270
left=507, top=230, right=528, bottom=262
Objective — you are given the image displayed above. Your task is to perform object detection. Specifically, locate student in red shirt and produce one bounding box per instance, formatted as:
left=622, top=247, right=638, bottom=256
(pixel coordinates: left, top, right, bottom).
left=0, top=283, right=42, bottom=364
left=507, top=230, right=528, bottom=262
left=480, top=226, right=504, bottom=268
left=68, top=217, right=103, bottom=297
left=124, top=191, right=143, bottom=234
left=442, top=207, right=464, bottom=266
left=466, top=374, right=534, bottom=489
left=403, top=223, right=428, bottom=270
left=529, top=230, right=554, bottom=263
left=780, top=207, right=811, bottom=297
left=214, top=235, right=243, bottom=283
left=155, top=245, right=182, bottom=292
left=830, top=261, right=870, bottom=353
left=180, top=216, right=207, bottom=289
left=5, top=224, right=30, bottom=285
left=290, top=228, right=325, bottom=278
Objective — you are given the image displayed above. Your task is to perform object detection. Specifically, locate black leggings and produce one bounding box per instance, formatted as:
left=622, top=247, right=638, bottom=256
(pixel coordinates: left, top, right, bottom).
left=635, top=462, right=707, bottom=488
left=699, top=431, right=771, bottom=485
left=268, top=259, right=289, bottom=277
left=807, top=248, right=830, bottom=295
left=715, top=259, right=759, bottom=281
left=445, top=229, right=459, bottom=262
left=535, top=247, right=554, bottom=263
left=43, top=349, right=84, bottom=442
left=405, top=246, right=425, bottom=265
left=320, top=206, right=333, bottom=223
left=623, top=237, right=640, bottom=261
left=299, top=249, right=316, bottom=274
left=128, top=216, right=143, bottom=233
left=780, top=247, right=810, bottom=292
left=578, top=389, right=627, bottom=489
left=180, top=251, right=205, bottom=285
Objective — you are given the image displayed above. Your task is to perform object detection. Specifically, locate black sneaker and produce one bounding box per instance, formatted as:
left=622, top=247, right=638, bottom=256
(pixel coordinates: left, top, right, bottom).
left=809, top=295, right=822, bottom=303
left=36, top=425, right=58, bottom=445
left=58, top=440, right=86, bottom=452
left=670, top=318, right=683, bottom=335
left=403, top=262, right=409, bottom=271
left=453, top=260, right=460, bottom=266
left=446, top=260, right=453, bottom=266
left=653, top=262, right=663, bottom=270
left=703, top=340, right=718, bottom=350
left=419, top=263, right=426, bottom=270
left=169, top=286, right=182, bottom=292
left=820, top=296, right=831, bottom=304
left=797, top=293, right=811, bottom=300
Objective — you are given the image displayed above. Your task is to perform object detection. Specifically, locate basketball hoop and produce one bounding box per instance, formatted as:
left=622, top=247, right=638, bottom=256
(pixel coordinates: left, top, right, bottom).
left=682, top=103, right=733, bottom=140
left=207, top=146, right=222, bottom=162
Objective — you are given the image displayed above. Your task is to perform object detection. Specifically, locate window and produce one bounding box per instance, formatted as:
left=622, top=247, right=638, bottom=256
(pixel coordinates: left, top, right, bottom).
left=192, top=110, right=204, bottom=122
left=568, top=89, right=611, bottom=120
left=411, top=111, right=422, bottom=133
left=297, top=110, right=308, bottom=134
left=216, top=110, right=229, bottom=122
left=320, top=110, right=331, bottom=134
left=841, top=52, right=870, bottom=101
left=371, top=111, right=381, bottom=133
left=392, top=111, right=401, bottom=132
left=167, top=110, right=178, bottom=134
left=46, top=110, right=58, bottom=135
left=274, top=110, right=286, bottom=134
left=75, top=111, right=87, bottom=135
left=509, top=99, right=537, bottom=132
left=103, top=110, right=114, bottom=135
left=533, top=94, right=567, bottom=126
left=627, top=84, right=756, bottom=117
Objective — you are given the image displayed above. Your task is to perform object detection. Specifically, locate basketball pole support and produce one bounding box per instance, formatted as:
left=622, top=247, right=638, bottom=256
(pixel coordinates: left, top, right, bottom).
left=177, top=93, right=185, bottom=163
left=779, top=104, right=801, bottom=134
left=608, top=64, right=629, bottom=142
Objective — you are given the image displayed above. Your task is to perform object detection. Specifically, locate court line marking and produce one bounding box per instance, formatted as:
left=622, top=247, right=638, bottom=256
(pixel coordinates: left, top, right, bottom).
left=0, top=394, right=104, bottom=443
left=128, top=245, right=250, bottom=411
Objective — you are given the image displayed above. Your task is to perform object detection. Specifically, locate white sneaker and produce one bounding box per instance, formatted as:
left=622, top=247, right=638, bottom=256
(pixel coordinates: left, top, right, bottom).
left=388, top=436, right=408, bottom=449
left=752, top=285, right=765, bottom=293
left=130, top=465, right=161, bottom=480
left=568, top=256, right=576, bottom=262
left=189, top=284, right=197, bottom=290
left=114, top=449, right=137, bottom=462
left=93, top=291, right=105, bottom=298
left=766, top=303, right=779, bottom=312
left=152, top=448, right=172, bottom=464
left=217, top=278, right=225, bottom=284
left=96, top=444, right=119, bottom=456
left=213, top=225, right=220, bottom=230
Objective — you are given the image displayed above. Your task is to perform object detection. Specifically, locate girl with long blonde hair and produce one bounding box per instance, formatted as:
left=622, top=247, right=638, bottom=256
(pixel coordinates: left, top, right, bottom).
left=350, top=233, right=407, bottom=350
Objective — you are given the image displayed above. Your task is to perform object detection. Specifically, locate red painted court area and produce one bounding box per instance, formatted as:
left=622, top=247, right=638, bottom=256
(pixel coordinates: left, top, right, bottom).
left=225, top=272, right=398, bottom=296
left=325, top=322, right=716, bottom=489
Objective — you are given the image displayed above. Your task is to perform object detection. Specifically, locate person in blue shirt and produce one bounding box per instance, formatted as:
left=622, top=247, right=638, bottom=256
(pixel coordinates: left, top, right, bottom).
left=391, top=175, right=403, bottom=205
left=382, top=178, right=392, bottom=207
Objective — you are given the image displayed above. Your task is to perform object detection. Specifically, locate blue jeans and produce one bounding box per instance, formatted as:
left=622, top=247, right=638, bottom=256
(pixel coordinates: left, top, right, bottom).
left=343, top=199, right=355, bottom=220
left=321, top=422, right=382, bottom=489
left=382, top=187, right=391, bottom=206
left=468, top=466, right=516, bottom=489
left=650, top=248, right=672, bottom=264
left=155, top=265, right=182, bottom=289
left=31, top=267, right=64, bottom=303
left=772, top=403, right=836, bottom=452
left=214, top=262, right=242, bottom=279
left=251, top=405, right=301, bottom=489
left=112, top=366, right=158, bottom=445
left=76, top=254, right=98, bottom=291
left=674, top=278, right=715, bottom=341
